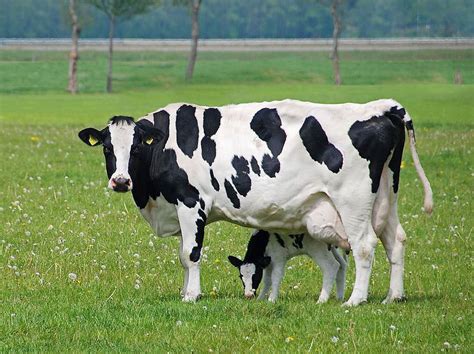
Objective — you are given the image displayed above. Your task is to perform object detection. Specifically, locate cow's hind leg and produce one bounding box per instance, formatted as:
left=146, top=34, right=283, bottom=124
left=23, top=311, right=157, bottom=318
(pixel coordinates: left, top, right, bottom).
left=306, top=202, right=376, bottom=306
left=379, top=204, right=407, bottom=304
left=343, top=224, right=378, bottom=307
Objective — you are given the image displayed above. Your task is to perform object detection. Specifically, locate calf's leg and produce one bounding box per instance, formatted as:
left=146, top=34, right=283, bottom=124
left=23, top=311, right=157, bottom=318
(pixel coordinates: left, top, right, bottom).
left=268, top=261, right=286, bottom=302
left=257, top=266, right=272, bottom=300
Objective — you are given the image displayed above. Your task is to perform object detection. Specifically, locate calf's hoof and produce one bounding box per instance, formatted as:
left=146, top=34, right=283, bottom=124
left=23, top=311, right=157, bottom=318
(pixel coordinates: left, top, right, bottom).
left=316, top=295, right=329, bottom=304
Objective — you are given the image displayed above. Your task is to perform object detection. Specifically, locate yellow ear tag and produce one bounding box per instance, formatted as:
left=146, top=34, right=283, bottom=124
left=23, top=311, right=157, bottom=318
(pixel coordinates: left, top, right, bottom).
left=145, top=137, right=153, bottom=145
left=89, top=135, right=98, bottom=146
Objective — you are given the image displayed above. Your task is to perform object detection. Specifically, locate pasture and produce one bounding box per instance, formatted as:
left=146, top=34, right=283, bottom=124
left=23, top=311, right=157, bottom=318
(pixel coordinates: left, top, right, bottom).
left=0, top=49, right=473, bottom=352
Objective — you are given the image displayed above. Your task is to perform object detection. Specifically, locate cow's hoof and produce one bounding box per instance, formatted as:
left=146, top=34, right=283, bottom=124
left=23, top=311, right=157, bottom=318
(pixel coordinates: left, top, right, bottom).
left=342, top=297, right=367, bottom=307
left=268, top=297, right=277, bottom=303
left=382, top=295, right=407, bottom=304
left=182, top=293, right=201, bottom=302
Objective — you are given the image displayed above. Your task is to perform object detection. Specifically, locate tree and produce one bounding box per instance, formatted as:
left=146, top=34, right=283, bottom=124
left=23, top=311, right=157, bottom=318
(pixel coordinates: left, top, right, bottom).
left=329, top=0, right=342, bottom=85
left=68, top=0, right=80, bottom=94
left=315, top=0, right=356, bottom=85
left=85, top=0, right=157, bottom=92
left=174, top=0, right=202, bottom=81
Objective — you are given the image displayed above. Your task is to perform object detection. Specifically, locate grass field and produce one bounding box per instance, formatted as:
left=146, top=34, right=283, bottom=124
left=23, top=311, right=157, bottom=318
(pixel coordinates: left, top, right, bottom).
left=0, top=49, right=473, bottom=352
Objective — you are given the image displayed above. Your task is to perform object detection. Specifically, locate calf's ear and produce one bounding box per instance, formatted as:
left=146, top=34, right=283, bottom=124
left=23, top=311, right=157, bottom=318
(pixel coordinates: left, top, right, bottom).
left=258, top=256, right=271, bottom=268
left=227, top=255, right=243, bottom=268
left=78, top=128, right=103, bottom=147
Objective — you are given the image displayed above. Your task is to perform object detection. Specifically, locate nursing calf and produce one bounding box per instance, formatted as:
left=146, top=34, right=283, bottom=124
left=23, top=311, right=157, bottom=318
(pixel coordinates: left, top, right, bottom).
left=78, top=99, right=432, bottom=305
left=228, top=230, right=348, bottom=303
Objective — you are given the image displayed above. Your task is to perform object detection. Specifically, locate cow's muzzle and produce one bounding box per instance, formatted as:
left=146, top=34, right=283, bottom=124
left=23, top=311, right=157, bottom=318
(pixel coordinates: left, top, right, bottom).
left=110, top=176, right=132, bottom=192
left=245, top=291, right=256, bottom=299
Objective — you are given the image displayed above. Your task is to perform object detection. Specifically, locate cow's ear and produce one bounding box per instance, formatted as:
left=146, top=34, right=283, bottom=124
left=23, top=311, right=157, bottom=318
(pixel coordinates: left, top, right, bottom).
left=258, top=256, right=271, bottom=268
left=78, top=128, right=103, bottom=147
left=228, top=255, right=243, bottom=268
left=136, top=120, right=165, bottom=146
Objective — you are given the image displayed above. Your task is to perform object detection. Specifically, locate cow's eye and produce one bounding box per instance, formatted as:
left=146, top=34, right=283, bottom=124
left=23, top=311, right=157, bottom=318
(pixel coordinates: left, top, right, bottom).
left=103, top=147, right=111, bottom=154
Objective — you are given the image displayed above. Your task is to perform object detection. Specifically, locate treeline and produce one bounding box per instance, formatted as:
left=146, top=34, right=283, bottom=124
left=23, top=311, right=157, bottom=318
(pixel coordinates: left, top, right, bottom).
left=1, top=0, right=472, bottom=39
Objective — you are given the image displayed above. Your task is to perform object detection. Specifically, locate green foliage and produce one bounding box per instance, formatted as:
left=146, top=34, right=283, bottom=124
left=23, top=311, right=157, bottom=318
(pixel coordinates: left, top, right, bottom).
left=0, top=0, right=472, bottom=38
left=84, top=0, right=158, bottom=19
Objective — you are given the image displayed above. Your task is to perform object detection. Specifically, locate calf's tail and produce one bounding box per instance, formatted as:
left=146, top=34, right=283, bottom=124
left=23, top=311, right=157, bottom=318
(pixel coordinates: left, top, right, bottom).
left=402, top=113, right=434, bottom=215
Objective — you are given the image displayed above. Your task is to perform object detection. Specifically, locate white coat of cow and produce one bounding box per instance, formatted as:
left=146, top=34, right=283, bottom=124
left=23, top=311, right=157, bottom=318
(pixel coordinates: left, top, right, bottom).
left=78, top=98, right=433, bottom=306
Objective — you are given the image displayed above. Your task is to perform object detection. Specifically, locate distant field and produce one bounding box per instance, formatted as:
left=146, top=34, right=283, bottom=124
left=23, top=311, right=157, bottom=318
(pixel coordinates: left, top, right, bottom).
left=0, top=49, right=473, bottom=351
left=0, top=49, right=473, bottom=94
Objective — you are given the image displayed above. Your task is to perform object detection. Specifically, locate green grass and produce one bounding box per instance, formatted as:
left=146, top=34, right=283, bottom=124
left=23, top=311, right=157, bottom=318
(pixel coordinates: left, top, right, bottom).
left=0, top=49, right=473, bottom=93
left=0, top=49, right=473, bottom=351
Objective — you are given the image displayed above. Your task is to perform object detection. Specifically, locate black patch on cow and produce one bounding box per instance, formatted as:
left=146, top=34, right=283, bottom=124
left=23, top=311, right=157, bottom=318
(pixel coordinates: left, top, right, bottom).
left=153, top=110, right=170, bottom=146
left=348, top=113, right=403, bottom=193
left=200, top=108, right=221, bottom=166
left=231, top=156, right=252, bottom=196
left=176, top=104, right=199, bottom=158
left=250, top=108, right=287, bottom=177
left=299, top=116, right=343, bottom=173
left=274, top=233, right=285, bottom=248
left=243, top=230, right=270, bottom=263
left=201, top=137, right=216, bottom=166
left=290, top=234, right=304, bottom=249
left=203, top=108, right=222, bottom=136
left=250, top=108, right=286, bottom=156
left=210, top=169, right=220, bottom=191
left=386, top=108, right=406, bottom=193
left=224, top=179, right=240, bottom=208
left=190, top=209, right=207, bottom=262
left=109, top=115, right=134, bottom=125
left=150, top=148, right=200, bottom=208
left=250, top=156, right=261, bottom=176
left=261, top=154, right=280, bottom=178
left=199, top=198, right=205, bottom=210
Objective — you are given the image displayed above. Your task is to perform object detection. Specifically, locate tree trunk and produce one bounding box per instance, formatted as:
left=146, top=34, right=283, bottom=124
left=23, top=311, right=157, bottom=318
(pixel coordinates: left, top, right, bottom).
left=67, top=0, right=80, bottom=94
left=330, top=0, right=342, bottom=86
left=107, top=15, right=115, bottom=93
left=185, top=0, right=201, bottom=82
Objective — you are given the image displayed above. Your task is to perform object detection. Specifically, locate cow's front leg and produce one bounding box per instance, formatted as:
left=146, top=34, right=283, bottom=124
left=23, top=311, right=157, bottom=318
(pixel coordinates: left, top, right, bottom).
left=177, top=205, right=207, bottom=302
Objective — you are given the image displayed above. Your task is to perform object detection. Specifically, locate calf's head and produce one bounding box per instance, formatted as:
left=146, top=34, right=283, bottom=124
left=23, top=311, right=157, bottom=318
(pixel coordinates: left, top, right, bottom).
left=228, top=255, right=271, bottom=298
left=78, top=116, right=164, bottom=192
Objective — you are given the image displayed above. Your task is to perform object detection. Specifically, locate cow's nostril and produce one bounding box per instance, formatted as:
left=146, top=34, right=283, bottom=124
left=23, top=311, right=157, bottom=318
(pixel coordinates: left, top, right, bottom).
left=114, top=177, right=130, bottom=185
left=111, top=177, right=132, bottom=192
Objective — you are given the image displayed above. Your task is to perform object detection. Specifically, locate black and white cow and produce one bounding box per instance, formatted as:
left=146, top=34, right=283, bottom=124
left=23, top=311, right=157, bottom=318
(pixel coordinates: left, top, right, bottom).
left=78, top=99, right=433, bottom=306
left=228, top=229, right=348, bottom=303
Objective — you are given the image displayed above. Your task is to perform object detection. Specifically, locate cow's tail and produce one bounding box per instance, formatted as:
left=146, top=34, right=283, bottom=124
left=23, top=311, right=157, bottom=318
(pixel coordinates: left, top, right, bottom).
left=402, top=111, right=433, bottom=215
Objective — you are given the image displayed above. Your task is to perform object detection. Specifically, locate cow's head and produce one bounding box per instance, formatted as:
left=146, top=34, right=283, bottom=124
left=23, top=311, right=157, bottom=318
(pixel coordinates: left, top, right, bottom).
left=228, top=255, right=271, bottom=298
left=78, top=116, right=164, bottom=192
